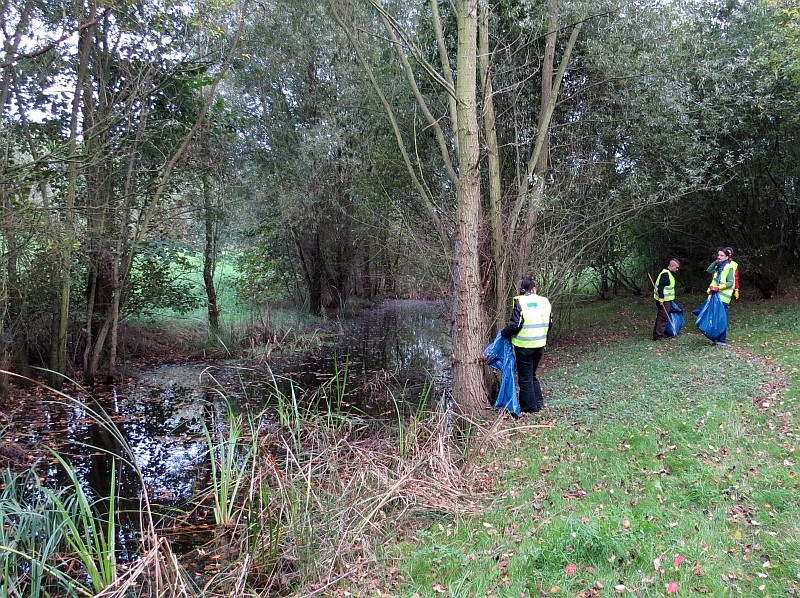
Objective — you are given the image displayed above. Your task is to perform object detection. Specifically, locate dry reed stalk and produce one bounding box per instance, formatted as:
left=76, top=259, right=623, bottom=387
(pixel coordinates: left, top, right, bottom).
left=491, top=421, right=555, bottom=436
left=203, top=552, right=252, bottom=596
left=281, top=410, right=481, bottom=590
left=94, top=536, right=194, bottom=598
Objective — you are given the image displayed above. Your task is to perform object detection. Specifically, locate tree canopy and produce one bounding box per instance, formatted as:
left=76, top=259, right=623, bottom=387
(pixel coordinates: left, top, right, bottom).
left=2, top=0, right=798, bottom=406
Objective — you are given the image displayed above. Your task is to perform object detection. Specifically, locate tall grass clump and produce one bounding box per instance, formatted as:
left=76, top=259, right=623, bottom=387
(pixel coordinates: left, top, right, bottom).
left=0, top=453, right=162, bottom=597
left=190, top=368, right=482, bottom=596
left=43, top=455, right=118, bottom=593
left=201, top=406, right=256, bottom=528
left=0, top=468, right=81, bottom=598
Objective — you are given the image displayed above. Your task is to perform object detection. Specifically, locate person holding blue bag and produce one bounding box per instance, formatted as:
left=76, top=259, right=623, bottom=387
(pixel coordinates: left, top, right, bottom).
left=652, top=258, right=681, bottom=341
left=706, top=248, right=736, bottom=346
left=483, top=332, right=520, bottom=418
left=500, top=278, right=552, bottom=414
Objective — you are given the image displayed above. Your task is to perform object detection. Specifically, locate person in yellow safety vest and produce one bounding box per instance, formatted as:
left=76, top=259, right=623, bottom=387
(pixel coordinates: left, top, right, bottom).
left=707, top=247, right=736, bottom=346
left=652, top=258, right=681, bottom=341
left=706, top=246, right=739, bottom=299
left=500, top=278, right=552, bottom=414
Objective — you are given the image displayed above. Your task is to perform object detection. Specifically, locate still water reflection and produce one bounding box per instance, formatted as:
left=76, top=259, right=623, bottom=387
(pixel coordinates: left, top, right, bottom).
left=56, top=300, right=450, bottom=511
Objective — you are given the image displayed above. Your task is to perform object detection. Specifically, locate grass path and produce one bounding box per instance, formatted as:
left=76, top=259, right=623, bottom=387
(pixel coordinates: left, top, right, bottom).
left=392, top=294, right=799, bottom=597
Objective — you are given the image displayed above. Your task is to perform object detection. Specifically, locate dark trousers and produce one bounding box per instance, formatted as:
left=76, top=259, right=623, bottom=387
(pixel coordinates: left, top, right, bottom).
left=716, top=303, right=730, bottom=343
left=514, top=346, right=545, bottom=412
left=653, top=301, right=670, bottom=340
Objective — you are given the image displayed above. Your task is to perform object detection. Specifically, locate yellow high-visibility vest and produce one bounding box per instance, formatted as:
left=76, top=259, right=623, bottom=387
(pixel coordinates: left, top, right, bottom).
left=511, top=294, right=551, bottom=348
left=709, top=262, right=735, bottom=304
left=652, top=269, right=676, bottom=301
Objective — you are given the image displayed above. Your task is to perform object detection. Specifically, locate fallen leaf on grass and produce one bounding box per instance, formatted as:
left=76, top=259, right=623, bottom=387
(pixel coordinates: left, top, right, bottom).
left=564, top=563, right=577, bottom=577
left=673, top=554, right=686, bottom=569
left=666, top=582, right=679, bottom=594
left=562, top=488, right=588, bottom=500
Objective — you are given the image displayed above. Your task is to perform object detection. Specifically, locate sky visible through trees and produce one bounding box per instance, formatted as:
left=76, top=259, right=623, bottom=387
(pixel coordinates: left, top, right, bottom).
left=1, top=0, right=798, bottom=405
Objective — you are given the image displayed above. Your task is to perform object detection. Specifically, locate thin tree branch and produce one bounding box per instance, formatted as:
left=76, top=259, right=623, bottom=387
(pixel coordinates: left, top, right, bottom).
left=0, top=18, right=99, bottom=70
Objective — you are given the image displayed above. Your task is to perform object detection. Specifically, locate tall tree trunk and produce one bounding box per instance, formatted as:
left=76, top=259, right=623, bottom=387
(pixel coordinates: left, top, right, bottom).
left=511, top=0, right=560, bottom=281
left=203, top=172, right=220, bottom=332
left=0, top=0, right=35, bottom=397
left=292, top=227, right=325, bottom=315
left=0, top=191, right=16, bottom=400
left=83, top=159, right=115, bottom=384
left=451, top=0, right=487, bottom=413
left=51, top=1, right=94, bottom=388
left=478, top=3, right=506, bottom=329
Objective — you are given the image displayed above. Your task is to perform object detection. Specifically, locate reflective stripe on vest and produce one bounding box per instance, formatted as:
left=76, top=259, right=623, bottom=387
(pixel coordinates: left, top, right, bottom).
left=710, top=262, right=735, bottom=304
left=652, top=269, right=676, bottom=301
left=511, top=294, right=552, bottom=349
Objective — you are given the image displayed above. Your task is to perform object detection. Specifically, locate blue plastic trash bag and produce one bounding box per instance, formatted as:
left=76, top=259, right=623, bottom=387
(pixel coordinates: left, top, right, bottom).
left=694, top=293, right=727, bottom=341
left=665, top=301, right=685, bottom=337
left=483, top=332, right=520, bottom=418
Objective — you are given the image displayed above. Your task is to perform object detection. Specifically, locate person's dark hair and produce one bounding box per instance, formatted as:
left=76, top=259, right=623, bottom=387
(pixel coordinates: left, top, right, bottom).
left=715, top=246, right=726, bottom=254
left=520, top=278, right=536, bottom=293
left=723, top=246, right=734, bottom=258
left=669, top=258, right=680, bottom=267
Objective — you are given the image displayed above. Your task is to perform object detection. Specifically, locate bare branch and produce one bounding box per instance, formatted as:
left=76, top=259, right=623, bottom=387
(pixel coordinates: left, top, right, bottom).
left=0, top=18, right=99, bottom=70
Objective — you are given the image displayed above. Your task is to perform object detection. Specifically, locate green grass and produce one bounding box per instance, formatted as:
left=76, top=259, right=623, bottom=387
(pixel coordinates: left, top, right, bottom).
left=130, top=252, right=248, bottom=327
left=389, top=291, right=800, bottom=597
left=127, top=251, right=330, bottom=358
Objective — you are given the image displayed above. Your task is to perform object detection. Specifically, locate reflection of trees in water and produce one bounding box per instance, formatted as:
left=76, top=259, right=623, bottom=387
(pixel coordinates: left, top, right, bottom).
left=80, top=419, right=143, bottom=561
left=273, top=301, right=450, bottom=413
left=52, top=301, right=450, bottom=530
left=87, top=421, right=142, bottom=504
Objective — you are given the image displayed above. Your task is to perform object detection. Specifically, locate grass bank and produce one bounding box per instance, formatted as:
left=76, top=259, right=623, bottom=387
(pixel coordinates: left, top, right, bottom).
left=388, top=292, right=800, bottom=597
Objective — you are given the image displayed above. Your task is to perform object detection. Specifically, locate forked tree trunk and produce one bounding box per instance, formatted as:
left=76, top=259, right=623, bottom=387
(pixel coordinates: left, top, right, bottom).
left=51, top=4, right=94, bottom=389
left=480, top=0, right=583, bottom=325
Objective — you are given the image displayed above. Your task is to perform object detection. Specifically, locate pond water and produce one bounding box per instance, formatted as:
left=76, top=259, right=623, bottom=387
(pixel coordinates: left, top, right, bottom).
left=43, top=300, right=451, bottom=526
